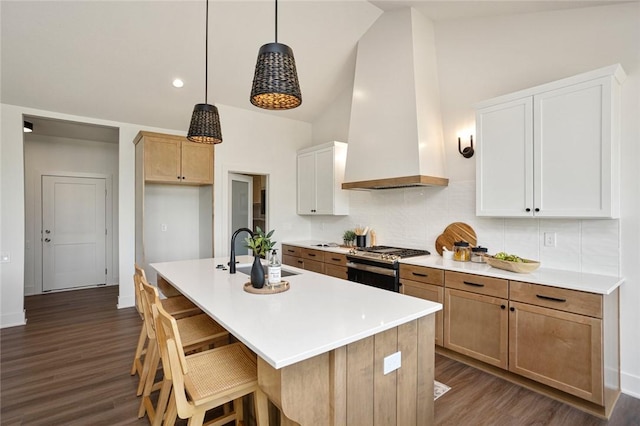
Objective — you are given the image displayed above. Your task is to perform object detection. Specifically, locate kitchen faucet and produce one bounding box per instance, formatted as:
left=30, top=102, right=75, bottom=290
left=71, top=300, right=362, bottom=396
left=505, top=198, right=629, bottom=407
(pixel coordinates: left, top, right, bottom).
left=229, top=227, right=254, bottom=274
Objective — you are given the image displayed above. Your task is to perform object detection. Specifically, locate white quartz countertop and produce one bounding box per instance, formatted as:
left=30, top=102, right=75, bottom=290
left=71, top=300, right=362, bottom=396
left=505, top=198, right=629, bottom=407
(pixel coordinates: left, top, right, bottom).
left=283, top=241, right=624, bottom=295
left=151, top=256, right=442, bottom=369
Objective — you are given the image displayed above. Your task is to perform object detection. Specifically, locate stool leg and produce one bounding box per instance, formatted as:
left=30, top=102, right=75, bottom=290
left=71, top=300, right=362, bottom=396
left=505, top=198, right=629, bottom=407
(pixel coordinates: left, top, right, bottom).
left=152, top=376, right=173, bottom=426
left=254, top=388, right=269, bottom=426
left=131, top=322, right=147, bottom=376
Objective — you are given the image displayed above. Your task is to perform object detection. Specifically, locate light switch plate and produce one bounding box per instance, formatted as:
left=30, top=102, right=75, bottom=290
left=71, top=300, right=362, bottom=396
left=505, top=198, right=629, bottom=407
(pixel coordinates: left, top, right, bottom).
left=383, top=351, right=401, bottom=375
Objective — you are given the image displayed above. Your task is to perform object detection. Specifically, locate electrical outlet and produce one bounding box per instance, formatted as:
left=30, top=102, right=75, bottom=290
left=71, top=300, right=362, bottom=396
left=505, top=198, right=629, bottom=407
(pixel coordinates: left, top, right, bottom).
left=383, top=351, right=402, bottom=375
left=0, top=252, right=10, bottom=263
left=161, top=224, right=168, bottom=232
left=544, top=232, right=556, bottom=247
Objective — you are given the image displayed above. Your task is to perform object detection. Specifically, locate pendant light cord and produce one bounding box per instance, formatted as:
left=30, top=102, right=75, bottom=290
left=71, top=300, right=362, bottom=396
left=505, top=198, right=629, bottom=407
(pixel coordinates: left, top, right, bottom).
left=274, top=0, right=278, bottom=43
left=205, top=0, right=209, bottom=104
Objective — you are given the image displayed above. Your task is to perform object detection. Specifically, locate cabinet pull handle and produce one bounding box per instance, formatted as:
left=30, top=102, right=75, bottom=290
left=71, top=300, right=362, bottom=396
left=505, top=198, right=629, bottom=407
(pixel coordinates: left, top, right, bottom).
left=331, top=257, right=341, bottom=261
left=177, top=176, right=181, bottom=180
left=536, top=294, right=566, bottom=303
left=535, top=208, right=540, bottom=212
left=308, top=253, right=316, bottom=257
left=500, top=304, right=506, bottom=310
left=297, top=260, right=303, bottom=264
left=182, top=176, right=186, bottom=180
left=287, top=249, right=295, bottom=253
left=412, top=272, right=428, bottom=277
left=525, top=208, right=531, bottom=212
left=510, top=307, right=515, bottom=312
left=463, top=281, right=485, bottom=287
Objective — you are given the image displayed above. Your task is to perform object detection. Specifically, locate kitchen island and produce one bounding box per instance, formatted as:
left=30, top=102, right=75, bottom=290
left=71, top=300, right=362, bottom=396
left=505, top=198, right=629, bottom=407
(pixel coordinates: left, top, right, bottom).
left=151, top=256, right=442, bottom=425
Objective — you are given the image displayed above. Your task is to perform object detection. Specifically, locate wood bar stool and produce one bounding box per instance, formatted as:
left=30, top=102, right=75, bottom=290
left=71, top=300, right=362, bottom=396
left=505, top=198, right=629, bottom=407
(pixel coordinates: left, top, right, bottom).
left=137, top=276, right=231, bottom=425
left=131, top=264, right=202, bottom=381
left=153, top=302, right=269, bottom=426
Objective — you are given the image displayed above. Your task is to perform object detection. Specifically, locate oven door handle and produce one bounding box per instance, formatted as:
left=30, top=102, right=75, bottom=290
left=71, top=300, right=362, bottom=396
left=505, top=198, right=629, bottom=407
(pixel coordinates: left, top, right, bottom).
left=346, top=262, right=397, bottom=277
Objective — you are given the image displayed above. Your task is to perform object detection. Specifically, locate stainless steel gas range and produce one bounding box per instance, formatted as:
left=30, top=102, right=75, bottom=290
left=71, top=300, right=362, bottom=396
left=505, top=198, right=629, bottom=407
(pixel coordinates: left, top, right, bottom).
left=346, top=246, right=430, bottom=292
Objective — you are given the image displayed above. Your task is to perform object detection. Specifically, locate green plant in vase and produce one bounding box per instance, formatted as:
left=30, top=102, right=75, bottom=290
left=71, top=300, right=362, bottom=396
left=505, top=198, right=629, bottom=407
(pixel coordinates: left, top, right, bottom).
left=244, top=226, right=276, bottom=289
left=342, top=229, right=356, bottom=247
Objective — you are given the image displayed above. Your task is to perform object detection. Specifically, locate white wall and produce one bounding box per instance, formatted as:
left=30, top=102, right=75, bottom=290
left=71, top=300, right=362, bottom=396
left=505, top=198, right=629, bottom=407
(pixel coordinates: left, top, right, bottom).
left=1, top=102, right=312, bottom=327
left=23, top=135, right=119, bottom=294
left=310, top=2, right=640, bottom=397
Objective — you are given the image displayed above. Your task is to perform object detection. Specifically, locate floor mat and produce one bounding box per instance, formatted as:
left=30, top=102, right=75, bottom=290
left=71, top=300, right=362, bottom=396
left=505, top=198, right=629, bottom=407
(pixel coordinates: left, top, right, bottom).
left=434, top=380, right=451, bottom=400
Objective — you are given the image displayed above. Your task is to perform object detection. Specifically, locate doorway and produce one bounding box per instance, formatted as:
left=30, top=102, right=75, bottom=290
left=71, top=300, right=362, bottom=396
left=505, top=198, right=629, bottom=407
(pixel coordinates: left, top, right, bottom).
left=229, top=173, right=268, bottom=256
left=42, top=175, right=107, bottom=291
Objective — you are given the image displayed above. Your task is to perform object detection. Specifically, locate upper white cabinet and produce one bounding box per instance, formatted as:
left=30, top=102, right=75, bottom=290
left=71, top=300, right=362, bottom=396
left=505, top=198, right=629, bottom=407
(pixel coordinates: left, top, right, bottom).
left=297, top=141, right=349, bottom=215
left=476, top=64, right=625, bottom=218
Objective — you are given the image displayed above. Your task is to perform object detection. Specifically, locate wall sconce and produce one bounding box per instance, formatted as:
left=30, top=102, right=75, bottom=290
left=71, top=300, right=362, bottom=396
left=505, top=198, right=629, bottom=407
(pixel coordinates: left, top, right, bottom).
left=23, top=121, right=33, bottom=133
left=458, top=135, right=474, bottom=158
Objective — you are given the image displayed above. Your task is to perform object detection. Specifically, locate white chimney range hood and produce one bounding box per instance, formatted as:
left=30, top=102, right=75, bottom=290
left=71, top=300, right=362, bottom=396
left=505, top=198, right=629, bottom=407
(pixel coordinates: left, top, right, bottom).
left=342, top=8, right=448, bottom=190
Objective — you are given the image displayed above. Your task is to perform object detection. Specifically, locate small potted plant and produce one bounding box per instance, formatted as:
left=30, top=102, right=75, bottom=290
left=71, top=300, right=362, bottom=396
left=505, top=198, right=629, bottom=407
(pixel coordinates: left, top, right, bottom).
left=244, top=226, right=276, bottom=288
left=343, top=229, right=356, bottom=247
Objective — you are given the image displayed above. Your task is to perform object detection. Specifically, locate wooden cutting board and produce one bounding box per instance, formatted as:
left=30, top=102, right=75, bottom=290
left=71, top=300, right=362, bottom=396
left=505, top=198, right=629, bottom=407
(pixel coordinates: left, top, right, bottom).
left=435, top=222, right=477, bottom=256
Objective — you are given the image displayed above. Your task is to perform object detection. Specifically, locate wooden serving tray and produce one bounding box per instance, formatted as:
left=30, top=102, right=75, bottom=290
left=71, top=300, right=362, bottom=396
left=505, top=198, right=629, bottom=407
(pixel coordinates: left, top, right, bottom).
left=485, top=256, right=540, bottom=273
left=243, top=281, right=290, bottom=294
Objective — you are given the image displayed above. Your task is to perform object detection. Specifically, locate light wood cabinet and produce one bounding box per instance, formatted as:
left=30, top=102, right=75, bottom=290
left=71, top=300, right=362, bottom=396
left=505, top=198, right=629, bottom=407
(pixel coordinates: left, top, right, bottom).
left=476, top=64, right=625, bottom=218
left=508, top=280, right=618, bottom=407
left=399, top=265, right=444, bottom=346
left=135, top=131, right=213, bottom=185
left=281, top=245, right=350, bottom=279
left=297, top=142, right=349, bottom=215
left=443, top=272, right=508, bottom=368
left=133, top=131, right=214, bottom=281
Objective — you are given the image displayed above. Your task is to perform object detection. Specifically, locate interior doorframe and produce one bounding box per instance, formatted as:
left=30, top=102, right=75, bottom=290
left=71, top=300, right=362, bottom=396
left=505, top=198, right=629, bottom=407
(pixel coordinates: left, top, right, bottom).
left=229, top=173, right=253, bottom=257
left=33, top=171, right=113, bottom=294
left=219, top=164, right=269, bottom=258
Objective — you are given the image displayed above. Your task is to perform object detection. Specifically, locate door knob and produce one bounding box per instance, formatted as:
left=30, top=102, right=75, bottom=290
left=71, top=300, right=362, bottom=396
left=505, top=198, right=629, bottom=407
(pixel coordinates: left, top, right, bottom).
left=44, top=238, right=51, bottom=242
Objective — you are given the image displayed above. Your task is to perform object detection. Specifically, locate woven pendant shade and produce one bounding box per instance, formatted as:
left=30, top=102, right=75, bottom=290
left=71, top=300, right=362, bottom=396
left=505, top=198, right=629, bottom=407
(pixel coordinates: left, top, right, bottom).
left=250, top=43, right=302, bottom=110
left=186, top=0, right=223, bottom=144
left=187, top=103, right=222, bottom=144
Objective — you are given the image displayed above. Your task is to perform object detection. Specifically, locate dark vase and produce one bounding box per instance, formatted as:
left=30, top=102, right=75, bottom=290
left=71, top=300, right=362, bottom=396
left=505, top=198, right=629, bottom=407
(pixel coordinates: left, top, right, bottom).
left=250, top=255, right=265, bottom=289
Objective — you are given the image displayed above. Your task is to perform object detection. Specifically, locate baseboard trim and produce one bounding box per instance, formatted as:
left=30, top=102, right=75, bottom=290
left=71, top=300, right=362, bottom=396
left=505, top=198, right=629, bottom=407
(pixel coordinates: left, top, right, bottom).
left=621, top=371, right=640, bottom=399
left=1, top=310, right=26, bottom=328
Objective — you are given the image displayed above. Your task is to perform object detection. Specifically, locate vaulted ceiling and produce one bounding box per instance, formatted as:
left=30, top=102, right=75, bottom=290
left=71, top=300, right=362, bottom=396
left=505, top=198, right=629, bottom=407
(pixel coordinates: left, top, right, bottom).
left=2, top=1, right=628, bottom=134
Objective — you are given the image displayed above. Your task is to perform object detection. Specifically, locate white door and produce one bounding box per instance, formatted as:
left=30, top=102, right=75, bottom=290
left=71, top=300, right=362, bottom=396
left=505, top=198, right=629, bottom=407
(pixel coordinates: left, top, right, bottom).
left=42, top=175, right=106, bottom=291
left=229, top=173, right=253, bottom=256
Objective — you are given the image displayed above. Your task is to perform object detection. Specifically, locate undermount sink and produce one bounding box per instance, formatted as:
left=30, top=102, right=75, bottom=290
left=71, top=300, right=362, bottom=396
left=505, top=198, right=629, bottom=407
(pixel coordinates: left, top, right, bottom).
left=235, top=265, right=299, bottom=278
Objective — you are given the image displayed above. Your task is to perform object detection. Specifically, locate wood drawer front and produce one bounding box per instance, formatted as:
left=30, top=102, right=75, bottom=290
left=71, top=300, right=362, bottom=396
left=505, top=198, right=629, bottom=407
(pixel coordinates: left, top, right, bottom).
left=324, top=252, right=347, bottom=267
left=445, top=271, right=508, bottom=299
left=401, top=279, right=444, bottom=346
left=303, top=258, right=324, bottom=274
left=301, top=248, right=325, bottom=263
left=324, top=264, right=347, bottom=280
left=400, top=265, right=444, bottom=286
left=283, top=254, right=304, bottom=269
left=282, top=245, right=301, bottom=258
left=510, top=281, right=602, bottom=318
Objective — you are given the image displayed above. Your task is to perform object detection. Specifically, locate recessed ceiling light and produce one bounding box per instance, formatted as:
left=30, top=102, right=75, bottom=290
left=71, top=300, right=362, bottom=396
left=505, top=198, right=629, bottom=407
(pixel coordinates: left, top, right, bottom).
left=172, top=79, right=184, bottom=88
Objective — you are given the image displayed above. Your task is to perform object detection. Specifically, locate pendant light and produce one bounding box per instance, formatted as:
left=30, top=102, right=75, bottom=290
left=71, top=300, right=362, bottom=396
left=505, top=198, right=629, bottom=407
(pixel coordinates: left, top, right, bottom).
left=187, top=0, right=222, bottom=144
left=250, top=0, right=302, bottom=110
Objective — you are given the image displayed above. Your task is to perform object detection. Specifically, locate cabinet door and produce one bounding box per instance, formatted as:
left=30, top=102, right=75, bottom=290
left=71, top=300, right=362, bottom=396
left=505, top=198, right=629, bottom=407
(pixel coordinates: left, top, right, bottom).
left=444, top=288, right=508, bottom=369
left=401, top=280, right=444, bottom=346
left=324, top=264, right=347, bottom=280
left=303, top=258, right=324, bottom=274
left=181, top=141, right=213, bottom=184
left=144, top=137, right=182, bottom=183
left=476, top=97, right=533, bottom=216
left=297, top=152, right=316, bottom=214
left=314, top=147, right=335, bottom=214
left=509, top=301, right=603, bottom=404
left=283, top=254, right=304, bottom=269
left=534, top=77, right=614, bottom=217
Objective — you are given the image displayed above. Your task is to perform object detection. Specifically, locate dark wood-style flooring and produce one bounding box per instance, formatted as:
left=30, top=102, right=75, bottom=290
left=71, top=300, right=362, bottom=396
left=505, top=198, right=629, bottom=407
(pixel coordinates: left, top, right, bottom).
left=1, top=286, right=639, bottom=425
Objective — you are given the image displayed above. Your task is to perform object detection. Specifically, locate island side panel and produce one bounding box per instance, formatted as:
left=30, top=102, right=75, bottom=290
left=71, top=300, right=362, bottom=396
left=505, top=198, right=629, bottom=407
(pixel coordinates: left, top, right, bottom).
left=397, top=319, right=419, bottom=426
left=330, top=346, right=347, bottom=425
left=346, top=335, right=375, bottom=424
left=374, top=327, right=399, bottom=426
left=417, top=315, right=436, bottom=424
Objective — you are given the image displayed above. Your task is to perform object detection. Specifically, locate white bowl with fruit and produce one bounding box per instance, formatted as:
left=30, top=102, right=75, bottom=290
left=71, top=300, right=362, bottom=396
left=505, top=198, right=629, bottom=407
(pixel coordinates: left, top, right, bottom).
left=485, top=252, right=540, bottom=273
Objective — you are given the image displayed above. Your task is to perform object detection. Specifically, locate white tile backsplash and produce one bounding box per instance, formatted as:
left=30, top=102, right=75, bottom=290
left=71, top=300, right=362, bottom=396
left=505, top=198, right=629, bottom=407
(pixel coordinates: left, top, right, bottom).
left=309, top=179, right=620, bottom=276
